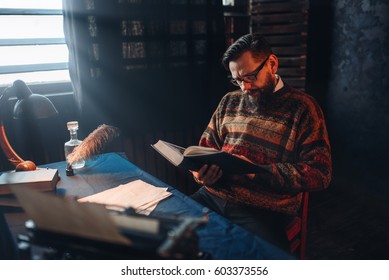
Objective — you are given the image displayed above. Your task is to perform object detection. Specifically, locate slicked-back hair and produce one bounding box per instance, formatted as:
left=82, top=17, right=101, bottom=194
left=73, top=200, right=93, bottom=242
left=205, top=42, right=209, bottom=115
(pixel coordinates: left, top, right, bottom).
left=221, top=33, right=273, bottom=70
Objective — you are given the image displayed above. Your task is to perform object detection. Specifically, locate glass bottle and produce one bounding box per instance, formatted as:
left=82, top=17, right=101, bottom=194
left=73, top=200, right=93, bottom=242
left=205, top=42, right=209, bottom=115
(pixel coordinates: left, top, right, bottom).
left=64, top=121, right=85, bottom=169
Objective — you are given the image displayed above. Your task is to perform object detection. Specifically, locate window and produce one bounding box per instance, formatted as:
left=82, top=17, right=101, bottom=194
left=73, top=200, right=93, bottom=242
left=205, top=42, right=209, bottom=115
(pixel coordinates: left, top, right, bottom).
left=0, top=0, right=70, bottom=89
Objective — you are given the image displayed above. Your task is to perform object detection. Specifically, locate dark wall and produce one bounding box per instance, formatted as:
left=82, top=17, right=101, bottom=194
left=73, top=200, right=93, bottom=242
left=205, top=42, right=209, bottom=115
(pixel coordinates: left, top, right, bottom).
left=307, top=0, right=389, bottom=195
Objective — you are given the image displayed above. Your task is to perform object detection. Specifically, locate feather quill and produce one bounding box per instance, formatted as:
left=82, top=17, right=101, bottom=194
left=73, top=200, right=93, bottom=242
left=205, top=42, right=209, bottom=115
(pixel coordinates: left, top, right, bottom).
left=66, top=124, right=120, bottom=166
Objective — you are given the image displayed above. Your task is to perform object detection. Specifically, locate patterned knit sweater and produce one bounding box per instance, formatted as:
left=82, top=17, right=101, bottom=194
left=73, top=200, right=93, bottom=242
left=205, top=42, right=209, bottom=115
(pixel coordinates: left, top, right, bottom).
left=199, top=84, right=332, bottom=215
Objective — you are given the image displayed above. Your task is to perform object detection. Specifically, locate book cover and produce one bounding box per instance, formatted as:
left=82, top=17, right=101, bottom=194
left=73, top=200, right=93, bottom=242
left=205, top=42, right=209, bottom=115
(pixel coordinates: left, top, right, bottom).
left=151, top=140, right=262, bottom=174
left=0, top=168, right=59, bottom=195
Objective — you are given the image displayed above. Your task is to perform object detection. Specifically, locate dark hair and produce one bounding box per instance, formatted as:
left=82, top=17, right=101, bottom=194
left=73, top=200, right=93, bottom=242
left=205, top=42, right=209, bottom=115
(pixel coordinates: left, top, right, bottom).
left=221, top=33, right=273, bottom=70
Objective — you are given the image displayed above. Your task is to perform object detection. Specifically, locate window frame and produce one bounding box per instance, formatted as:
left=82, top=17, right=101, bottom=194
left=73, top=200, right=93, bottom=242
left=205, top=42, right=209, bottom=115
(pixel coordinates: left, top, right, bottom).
left=0, top=7, right=71, bottom=94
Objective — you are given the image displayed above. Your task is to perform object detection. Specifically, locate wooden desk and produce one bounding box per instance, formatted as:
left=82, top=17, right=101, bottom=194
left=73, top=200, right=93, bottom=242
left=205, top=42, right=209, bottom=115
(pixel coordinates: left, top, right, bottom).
left=1, top=152, right=293, bottom=260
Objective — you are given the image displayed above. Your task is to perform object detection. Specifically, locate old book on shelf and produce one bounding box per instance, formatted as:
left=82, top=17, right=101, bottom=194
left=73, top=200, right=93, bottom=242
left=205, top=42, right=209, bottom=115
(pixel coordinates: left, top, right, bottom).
left=0, top=168, right=59, bottom=195
left=151, top=140, right=262, bottom=174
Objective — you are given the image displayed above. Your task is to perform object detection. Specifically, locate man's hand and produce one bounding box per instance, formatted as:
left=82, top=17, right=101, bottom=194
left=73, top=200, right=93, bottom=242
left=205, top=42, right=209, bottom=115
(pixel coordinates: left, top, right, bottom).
left=191, top=164, right=223, bottom=186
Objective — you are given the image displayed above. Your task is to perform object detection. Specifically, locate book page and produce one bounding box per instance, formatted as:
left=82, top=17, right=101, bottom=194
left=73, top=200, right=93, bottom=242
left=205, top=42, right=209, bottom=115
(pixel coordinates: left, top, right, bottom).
left=151, top=140, right=184, bottom=166
left=78, top=179, right=172, bottom=215
left=184, top=145, right=220, bottom=156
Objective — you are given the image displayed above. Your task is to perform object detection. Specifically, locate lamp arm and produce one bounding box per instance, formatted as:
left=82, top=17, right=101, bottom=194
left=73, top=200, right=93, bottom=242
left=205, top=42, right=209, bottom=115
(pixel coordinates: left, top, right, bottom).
left=0, top=121, right=24, bottom=166
left=0, top=89, right=36, bottom=171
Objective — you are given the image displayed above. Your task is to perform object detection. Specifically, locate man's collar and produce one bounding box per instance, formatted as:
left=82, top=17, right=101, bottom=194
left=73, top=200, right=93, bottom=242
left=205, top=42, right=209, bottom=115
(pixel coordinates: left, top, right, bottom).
left=273, top=74, right=284, bottom=92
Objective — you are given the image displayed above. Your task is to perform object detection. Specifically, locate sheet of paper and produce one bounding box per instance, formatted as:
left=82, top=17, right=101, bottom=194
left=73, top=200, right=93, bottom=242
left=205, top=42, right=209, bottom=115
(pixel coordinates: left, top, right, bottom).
left=77, top=179, right=172, bottom=215
left=10, top=185, right=130, bottom=245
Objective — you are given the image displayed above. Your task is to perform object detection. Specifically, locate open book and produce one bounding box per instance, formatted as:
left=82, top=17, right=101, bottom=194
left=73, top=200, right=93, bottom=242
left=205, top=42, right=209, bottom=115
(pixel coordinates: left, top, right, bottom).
left=151, top=140, right=262, bottom=174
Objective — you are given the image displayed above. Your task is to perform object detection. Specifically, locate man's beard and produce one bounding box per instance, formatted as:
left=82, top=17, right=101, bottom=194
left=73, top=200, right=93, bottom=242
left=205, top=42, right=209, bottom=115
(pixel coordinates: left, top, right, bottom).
left=244, top=73, right=276, bottom=97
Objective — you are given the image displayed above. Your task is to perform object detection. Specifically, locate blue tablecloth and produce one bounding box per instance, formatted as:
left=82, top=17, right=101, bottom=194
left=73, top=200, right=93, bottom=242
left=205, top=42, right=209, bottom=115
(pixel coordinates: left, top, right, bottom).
left=42, top=152, right=293, bottom=260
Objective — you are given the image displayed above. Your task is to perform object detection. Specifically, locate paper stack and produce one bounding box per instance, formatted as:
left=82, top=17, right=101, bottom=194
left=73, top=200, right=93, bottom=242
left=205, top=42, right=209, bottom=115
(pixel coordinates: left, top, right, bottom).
left=78, top=179, right=172, bottom=215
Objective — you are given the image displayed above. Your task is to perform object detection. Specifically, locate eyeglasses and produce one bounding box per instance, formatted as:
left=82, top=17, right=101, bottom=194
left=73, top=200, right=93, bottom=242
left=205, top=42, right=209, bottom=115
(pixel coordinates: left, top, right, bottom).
left=229, top=56, right=270, bottom=86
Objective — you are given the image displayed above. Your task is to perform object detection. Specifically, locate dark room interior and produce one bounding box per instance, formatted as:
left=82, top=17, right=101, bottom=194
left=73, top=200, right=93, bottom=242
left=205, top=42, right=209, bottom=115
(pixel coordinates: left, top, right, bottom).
left=1, top=0, right=388, bottom=260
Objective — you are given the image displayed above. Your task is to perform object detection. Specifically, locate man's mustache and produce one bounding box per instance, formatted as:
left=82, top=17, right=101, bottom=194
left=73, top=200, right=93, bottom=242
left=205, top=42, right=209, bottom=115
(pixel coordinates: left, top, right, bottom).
left=243, top=88, right=264, bottom=96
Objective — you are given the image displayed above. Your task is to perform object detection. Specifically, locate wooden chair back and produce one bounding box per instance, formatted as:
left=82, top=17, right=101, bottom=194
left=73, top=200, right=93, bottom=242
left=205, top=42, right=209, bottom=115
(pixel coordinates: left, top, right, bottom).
left=285, top=191, right=309, bottom=259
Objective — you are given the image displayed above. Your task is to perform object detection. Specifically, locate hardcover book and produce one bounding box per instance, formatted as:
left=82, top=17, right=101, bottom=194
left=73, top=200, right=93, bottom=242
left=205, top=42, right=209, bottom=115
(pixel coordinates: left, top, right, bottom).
left=0, top=168, right=59, bottom=195
left=151, top=140, right=262, bottom=174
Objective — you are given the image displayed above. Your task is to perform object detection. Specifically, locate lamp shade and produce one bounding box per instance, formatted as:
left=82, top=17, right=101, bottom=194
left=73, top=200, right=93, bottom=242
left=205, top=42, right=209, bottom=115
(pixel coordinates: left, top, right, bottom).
left=11, top=80, right=58, bottom=120
left=13, top=94, right=58, bottom=120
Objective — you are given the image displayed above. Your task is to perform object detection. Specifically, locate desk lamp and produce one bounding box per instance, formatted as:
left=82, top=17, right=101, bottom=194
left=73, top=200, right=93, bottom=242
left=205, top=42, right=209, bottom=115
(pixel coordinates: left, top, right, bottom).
left=0, top=80, right=58, bottom=171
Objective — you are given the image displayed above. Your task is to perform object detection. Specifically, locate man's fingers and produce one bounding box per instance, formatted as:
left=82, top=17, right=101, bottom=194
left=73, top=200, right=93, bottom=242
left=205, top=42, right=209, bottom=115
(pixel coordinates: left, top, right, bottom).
left=203, top=165, right=222, bottom=185
left=193, top=164, right=223, bottom=186
left=198, top=164, right=208, bottom=176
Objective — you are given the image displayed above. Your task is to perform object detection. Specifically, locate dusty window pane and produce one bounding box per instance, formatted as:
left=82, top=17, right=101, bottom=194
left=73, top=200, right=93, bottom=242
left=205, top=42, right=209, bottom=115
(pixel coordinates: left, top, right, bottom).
left=0, top=15, right=64, bottom=39
left=0, top=45, right=68, bottom=66
left=0, top=0, right=62, bottom=9
left=0, top=0, right=70, bottom=85
left=0, top=70, right=70, bottom=87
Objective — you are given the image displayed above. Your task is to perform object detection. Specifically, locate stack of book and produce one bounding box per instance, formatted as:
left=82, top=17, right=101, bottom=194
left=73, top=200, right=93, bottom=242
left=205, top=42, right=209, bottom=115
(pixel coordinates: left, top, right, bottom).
left=0, top=168, right=59, bottom=206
